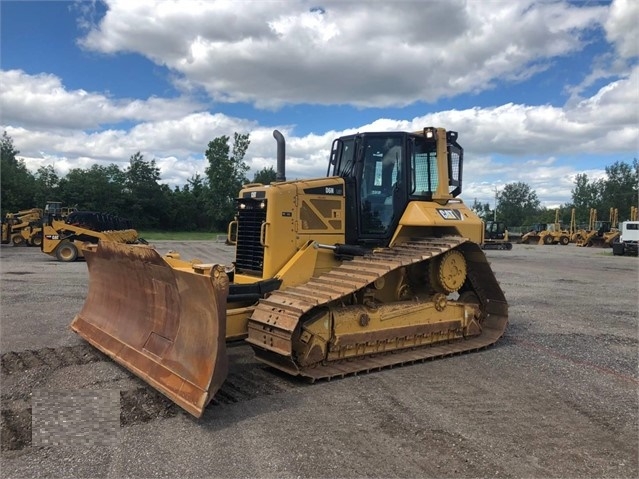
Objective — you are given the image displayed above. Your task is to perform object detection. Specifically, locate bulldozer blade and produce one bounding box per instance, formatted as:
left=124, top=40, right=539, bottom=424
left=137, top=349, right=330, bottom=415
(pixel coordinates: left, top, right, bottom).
left=70, top=241, right=229, bottom=418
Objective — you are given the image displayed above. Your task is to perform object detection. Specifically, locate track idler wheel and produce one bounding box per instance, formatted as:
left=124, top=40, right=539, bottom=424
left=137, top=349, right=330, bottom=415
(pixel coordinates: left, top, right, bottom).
left=429, top=249, right=467, bottom=294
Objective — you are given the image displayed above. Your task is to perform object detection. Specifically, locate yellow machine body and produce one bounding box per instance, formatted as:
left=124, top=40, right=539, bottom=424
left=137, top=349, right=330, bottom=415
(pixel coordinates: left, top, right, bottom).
left=71, top=127, right=508, bottom=417
left=575, top=207, right=620, bottom=248
left=482, top=221, right=512, bottom=250
left=536, top=210, right=571, bottom=246
left=40, top=201, right=139, bottom=262
left=1, top=208, right=43, bottom=246
left=41, top=219, right=139, bottom=262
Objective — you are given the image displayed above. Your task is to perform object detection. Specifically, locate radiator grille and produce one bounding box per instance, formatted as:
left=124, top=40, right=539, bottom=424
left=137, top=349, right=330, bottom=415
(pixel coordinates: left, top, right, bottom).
left=235, top=199, right=266, bottom=275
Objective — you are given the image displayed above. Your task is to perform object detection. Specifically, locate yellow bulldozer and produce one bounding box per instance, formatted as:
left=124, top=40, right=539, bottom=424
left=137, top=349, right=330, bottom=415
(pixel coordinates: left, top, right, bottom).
left=71, top=127, right=509, bottom=418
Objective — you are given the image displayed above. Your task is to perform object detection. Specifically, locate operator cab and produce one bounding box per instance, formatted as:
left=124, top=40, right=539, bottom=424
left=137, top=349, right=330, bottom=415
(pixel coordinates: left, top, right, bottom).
left=594, top=220, right=611, bottom=236
left=328, top=128, right=462, bottom=245
left=44, top=201, right=63, bottom=224
left=485, top=221, right=507, bottom=240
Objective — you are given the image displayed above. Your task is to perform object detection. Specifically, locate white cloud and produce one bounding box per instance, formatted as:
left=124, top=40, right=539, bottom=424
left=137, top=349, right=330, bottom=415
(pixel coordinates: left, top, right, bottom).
left=4, top=62, right=638, bottom=197
left=0, top=70, right=203, bottom=130
left=2, top=1, right=637, bottom=209
left=605, top=0, right=639, bottom=58
left=76, top=0, right=608, bottom=108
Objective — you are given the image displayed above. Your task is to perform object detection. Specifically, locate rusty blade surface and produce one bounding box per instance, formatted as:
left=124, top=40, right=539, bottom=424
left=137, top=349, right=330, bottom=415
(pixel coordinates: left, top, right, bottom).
left=70, top=241, right=229, bottom=417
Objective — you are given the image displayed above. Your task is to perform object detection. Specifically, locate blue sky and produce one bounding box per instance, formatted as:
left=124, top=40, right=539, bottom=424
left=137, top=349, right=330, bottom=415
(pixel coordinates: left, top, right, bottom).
left=1, top=0, right=637, bottom=209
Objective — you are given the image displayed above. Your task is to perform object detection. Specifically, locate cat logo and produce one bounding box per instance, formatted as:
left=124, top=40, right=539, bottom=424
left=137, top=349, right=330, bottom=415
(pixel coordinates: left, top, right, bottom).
left=250, top=191, right=257, bottom=198
left=437, top=209, right=463, bottom=220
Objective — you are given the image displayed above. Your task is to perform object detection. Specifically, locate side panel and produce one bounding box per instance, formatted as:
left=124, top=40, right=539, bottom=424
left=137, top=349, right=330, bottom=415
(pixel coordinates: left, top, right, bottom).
left=241, top=182, right=297, bottom=281
left=237, top=179, right=347, bottom=281
left=294, top=178, right=347, bottom=277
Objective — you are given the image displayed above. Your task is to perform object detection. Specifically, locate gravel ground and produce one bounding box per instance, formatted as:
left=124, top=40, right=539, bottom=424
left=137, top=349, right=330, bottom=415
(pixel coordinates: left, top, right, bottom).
left=1, top=241, right=637, bottom=478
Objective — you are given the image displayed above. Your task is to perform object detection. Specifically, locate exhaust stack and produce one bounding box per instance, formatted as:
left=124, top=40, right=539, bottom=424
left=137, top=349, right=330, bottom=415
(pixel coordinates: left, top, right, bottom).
left=273, top=130, right=286, bottom=182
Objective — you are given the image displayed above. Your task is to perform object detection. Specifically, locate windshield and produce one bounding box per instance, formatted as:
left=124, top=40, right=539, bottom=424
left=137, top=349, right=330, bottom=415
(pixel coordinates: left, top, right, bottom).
left=410, top=137, right=438, bottom=198
left=330, top=138, right=356, bottom=177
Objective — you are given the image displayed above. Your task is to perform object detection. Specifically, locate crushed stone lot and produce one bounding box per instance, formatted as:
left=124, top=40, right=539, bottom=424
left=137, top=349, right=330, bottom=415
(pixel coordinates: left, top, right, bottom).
left=1, top=241, right=637, bottom=478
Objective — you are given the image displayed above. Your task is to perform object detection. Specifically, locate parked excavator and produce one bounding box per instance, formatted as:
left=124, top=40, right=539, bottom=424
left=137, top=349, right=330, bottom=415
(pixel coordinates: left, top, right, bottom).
left=482, top=220, right=513, bottom=250
left=71, top=127, right=509, bottom=418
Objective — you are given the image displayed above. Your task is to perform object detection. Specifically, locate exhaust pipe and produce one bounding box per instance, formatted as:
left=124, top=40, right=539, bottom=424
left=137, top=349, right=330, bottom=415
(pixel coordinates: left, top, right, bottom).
left=273, top=130, right=286, bottom=182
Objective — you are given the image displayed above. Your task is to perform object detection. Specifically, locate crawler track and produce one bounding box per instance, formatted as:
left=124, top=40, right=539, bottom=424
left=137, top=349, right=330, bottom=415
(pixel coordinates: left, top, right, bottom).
left=247, top=236, right=508, bottom=379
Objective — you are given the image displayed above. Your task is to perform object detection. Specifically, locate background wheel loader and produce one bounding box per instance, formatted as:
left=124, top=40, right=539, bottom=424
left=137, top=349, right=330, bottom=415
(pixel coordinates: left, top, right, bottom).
left=575, top=207, right=620, bottom=248
left=41, top=201, right=141, bottom=261
left=1, top=207, right=43, bottom=247
left=71, top=127, right=508, bottom=418
left=519, top=223, right=545, bottom=244
left=537, top=210, right=571, bottom=246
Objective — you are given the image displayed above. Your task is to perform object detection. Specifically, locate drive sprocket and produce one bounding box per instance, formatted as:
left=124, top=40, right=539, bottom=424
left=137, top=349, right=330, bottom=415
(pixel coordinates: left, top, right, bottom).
left=429, top=249, right=467, bottom=293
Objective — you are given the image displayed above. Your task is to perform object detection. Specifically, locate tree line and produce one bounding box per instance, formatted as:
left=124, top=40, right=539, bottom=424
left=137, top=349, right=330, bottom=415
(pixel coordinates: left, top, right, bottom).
left=471, top=159, right=639, bottom=229
left=2, top=130, right=637, bottom=231
left=1, top=131, right=276, bottom=231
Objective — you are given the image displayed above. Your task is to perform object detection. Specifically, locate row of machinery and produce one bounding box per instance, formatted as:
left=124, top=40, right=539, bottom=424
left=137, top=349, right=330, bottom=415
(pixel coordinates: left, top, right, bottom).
left=70, top=127, right=509, bottom=417
left=518, top=206, right=627, bottom=248
left=1, top=207, right=45, bottom=247
left=519, top=210, right=571, bottom=246
left=1, top=202, right=141, bottom=261
left=574, top=208, right=620, bottom=248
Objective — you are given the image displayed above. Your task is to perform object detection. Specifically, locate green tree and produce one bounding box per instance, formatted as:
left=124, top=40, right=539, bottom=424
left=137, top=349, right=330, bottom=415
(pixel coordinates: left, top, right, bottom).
left=124, top=152, right=170, bottom=229
left=570, top=160, right=638, bottom=224
left=536, top=207, right=559, bottom=225
left=58, top=164, right=127, bottom=214
left=33, top=165, right=61, bottom=207
left=571, top=173, right=603, bottom=223
left=169, top=184, right=197, bottom=231
left=1, top=131, right=36, bottom=215
left=187, top=173, right=213, bottom=229
left=205, top=132, right=250, bottom=230
left=167, top=175, right=212, bottom=231
left=496, top=182, right=541, bottom=227
left=600, top=159, right=638, bottom=221
left=253, top=166, right=277, bottom=184
left=470, top=198, right=492, bottom=221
